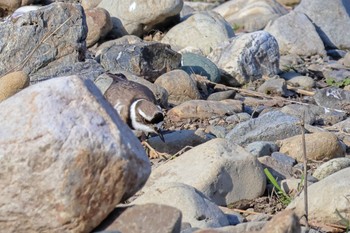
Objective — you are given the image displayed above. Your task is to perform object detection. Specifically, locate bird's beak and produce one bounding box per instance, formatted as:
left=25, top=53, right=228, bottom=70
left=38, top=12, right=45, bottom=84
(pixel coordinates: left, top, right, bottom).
left=156, top=128, right=165, bottom=142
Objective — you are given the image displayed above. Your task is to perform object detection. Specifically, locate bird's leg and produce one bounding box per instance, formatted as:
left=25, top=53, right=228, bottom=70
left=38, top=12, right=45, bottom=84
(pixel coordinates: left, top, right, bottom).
left=140, top=132, right=170, bottom=159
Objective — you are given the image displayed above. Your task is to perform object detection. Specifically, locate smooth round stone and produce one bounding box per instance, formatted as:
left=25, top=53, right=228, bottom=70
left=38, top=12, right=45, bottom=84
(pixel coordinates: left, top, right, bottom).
left=207, top=90, right=236, bottom=101
left=181, top=52, right=221, bottom=83
left=313, top=158, right=350, bottom=180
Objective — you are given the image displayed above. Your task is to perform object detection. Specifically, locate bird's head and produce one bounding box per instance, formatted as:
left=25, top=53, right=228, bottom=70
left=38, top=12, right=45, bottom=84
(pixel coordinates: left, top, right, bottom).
left=129, top=99, right=165, bottom=141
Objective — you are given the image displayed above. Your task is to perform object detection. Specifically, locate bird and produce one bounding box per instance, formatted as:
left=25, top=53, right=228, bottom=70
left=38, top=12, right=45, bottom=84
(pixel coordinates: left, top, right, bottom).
left=103, top=73, right=165, bottom=142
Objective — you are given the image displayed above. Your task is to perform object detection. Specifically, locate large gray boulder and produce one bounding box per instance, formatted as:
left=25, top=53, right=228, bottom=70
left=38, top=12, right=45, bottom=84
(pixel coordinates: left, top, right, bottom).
left=265, top=11, right=325, bottom=56
left=288, top=167, right=350, bottom=226
left=97, top=0, right=183, bottom=37
left=226, top=111, right=301, bottom=146
left=208, top=31, right=280, bottom=86
left=213, top=0, right=288, bottom=32
left=143, top=138, right=266, bottom=206
left=162, top=11, right=235, bottom=56
left=0, top=76, right=151, bottom=233
left=0, top=3, right=89, bottom=82
left=295, top=0, right=350, bottom=49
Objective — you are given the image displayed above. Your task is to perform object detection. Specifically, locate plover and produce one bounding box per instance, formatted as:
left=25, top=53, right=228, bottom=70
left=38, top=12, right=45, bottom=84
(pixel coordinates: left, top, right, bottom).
left=104, top=73, right=165, bottom=141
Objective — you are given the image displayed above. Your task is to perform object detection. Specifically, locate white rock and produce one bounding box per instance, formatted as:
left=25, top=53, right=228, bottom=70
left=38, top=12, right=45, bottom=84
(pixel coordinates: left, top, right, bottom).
left=208, top=31, right=279, bottom=86
left=313, top=158, right=350, bottom=180
left=0, top=76, right=151, bottom=233
left=133, top=182, right=230, bottom=228
left=288, top=167, right=350, bottom=226
left=213, top=0, right=288, bottom=32
left=265, top=11, right=325, bottom=56
left=162, top=11, right=234, bottom=56
left=143, top=138, right=266, bottom=206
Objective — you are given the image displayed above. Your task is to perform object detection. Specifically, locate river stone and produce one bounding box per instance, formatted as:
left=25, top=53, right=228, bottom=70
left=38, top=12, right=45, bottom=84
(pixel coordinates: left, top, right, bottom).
left=85, top=7, right=113, bottom=47
left=265, top=11, right=325, bottom=56
left=97, top=0, right=183, bottom=37
left=213, top=0, right=288, bottom=32
left=155, top=69, right=201, bottom=106
left=245, top=141, right=279, bottom=158
left=167, top=99, right=243, bottom=122
left=99, top=42, right=182, bottom=82
left=207, top=90, right=236, bottom=101
left=30, top=59, right=105, bottom=84
left=0, top=0, right=39, bottom=12
left=257, top=78, right=294, bottom=97
left=313, top=87, right=350, bottom=113
left=278, top=132, right=345, bottom=162
left=0, top=76, right=151, bottom=233
left=81, top=0, right=102, bottom=10
left=147, top=130, right=215, bottom=155
left=312, top=158, right=350, bottom=180
left=181, top=52, right=221, bottom=83
left=95, top=203, right=182, bottom=233
left=0, top=3, right=88, bottom=81
left=0, top=71, right=29, bottom=101
left=285, top=75, right=316, bottom=89
left=295, top=0, right=350, bottom=49
left=208, top=31, right=279, bottom=86
left=162, top=11, right=234, bottom=56
left=226, top=111, right=300, bottom=146
left=133, top=182, right=230, bottom=228
left=288, top=167, right=350, bottom=226
left=143, top=138, right=266, bottom=206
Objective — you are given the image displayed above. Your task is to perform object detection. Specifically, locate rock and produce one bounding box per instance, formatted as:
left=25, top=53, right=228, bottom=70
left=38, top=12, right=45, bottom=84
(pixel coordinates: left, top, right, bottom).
left=245, top=141, right=279, bottom=158
left=191, top=222, right=266, bottom=233
left=155, top=69, right=201, bottom=106
left=85, top=7, right=113, bottom=47
left=205, top=125, right=226, bottom=138
left=0, top=3, right=88, bottom=81
left=133, top=182, right=230, bottom=228
left=181, top=52, right=221, bottom=83
left=95, top=35, right=143, bottom=59
left=30, top=59, right=105, bottom=84
left=285, top=75, right=316, bottom=90
left=81, top=0, right=102, bottom=10
left=313, top=157, right=350, bottom=180
left=97, top=0, right=183, bottom=37
left=258, top=156, right=294, bottom=180
left=226, top=111, right=300, bottom=146
left=99, top=42, right=182, bottom=82
left=287, top=167, right=350, bottom=226
left=276, top=0, right=300, bottom=6
left=213, top=0, right=288, bottom=32
left=327, top=49, right=347, bottom=60
left=0, top=76, right=151, bottom=233
left=343, top=52, right=350, bottom=67
left=295, top=0, right=350, bottom=49
left=0, top=0, right=39, bottom=12
left=313, top=87, right=350, bottom=113
left=162, top=11, right=234, bottom=56
left=143, top=138, right=266, bottom=206
left=265, top=11, right=325, bottom=56
left=94, top=204, right=182, bottom=233
left=278, top=132, right=345, bottom=162
left=167, top=99, right=243, bottom=122
left=0, top=71, right=29, bottom=101
left=207, top=90, right=236, bottom=101
left=280, top=103, right=347, bottom=126
left=279, top=54, right=303, bottom=72
left=257, top=78, right=294, bottom=97
left=208, top=31, right=280, bottom=86
left=147, top=130, right=214, bottom=155
left=259, top=209, right=301, bottom=233
left=323, top=67, right=350, bottom=83
left=279, top=178, right=308, bottom=196
left=271, top=152, right=296, bottom=167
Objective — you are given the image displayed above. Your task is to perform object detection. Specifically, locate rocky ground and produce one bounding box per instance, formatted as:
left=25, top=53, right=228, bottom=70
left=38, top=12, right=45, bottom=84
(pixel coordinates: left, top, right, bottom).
left=0, top=0, right=350, bottom=233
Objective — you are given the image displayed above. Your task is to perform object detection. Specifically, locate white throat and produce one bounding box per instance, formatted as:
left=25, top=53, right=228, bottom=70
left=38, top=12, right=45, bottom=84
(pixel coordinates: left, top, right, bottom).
left=130, top=99, right=155, bottom=133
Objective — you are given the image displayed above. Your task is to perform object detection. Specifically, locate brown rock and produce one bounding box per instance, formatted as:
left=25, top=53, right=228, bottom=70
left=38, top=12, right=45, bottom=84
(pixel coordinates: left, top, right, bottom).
left=81, top=0, right=102, bottom=10
left=95, top=204, right=182, bottom=233
left=0, top=71, right=29, bottom=101
left=167, top=99, right=243, bottom=122
left=155, top=69, right=201, bottom=106
left=278, top=132, right=345, bottom=162
left=85, top=7, right=113, bottom=47
left=0, top=76, right=151, bottom=233
left=260, top=209, right=301, bottom=233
